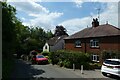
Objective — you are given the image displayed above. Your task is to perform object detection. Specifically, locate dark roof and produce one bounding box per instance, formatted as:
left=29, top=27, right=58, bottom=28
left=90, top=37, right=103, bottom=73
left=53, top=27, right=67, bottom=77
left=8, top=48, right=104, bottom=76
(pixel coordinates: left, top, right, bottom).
left=65, top=24, right=120, bottom=39
left=47, top=35, right=68, bottom=46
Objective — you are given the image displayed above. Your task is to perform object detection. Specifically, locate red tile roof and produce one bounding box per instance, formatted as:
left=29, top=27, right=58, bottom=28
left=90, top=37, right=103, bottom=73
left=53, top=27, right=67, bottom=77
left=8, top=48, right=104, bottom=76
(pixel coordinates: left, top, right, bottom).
left=65, top=24, right=120, bottom=39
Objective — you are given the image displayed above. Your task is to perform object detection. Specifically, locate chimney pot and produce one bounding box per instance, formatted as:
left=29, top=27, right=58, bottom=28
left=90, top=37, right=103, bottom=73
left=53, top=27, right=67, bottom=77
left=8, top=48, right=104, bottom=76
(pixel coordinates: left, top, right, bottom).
left=92, top=18, right=99, bottom=27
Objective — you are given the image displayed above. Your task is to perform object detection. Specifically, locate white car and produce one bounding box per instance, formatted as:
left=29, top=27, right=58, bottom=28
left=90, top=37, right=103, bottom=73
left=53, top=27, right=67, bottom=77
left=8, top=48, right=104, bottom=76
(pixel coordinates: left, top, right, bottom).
left=101, top=59, right=120, bottom=77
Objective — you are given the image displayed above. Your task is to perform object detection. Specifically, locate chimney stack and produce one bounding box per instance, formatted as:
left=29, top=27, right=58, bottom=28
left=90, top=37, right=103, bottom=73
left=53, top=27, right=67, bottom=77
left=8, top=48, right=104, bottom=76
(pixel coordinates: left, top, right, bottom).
left=92, top=18, right=99, bottom=27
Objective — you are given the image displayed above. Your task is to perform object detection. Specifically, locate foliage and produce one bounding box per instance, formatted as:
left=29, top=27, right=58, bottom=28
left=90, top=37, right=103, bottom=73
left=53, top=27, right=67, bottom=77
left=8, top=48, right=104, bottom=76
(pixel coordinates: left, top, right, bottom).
left=49, top=50, right=91, bottom=70
left=2, top=1, right=17, bottom=58
left=54, top=25, right=68, bottom=37
left=89, top=63, right=102, bottom=69
left=2, top=57, right=15, bottom=78
left=101, top=50, right=120, bottom=60
left=2, top=1, right=53, bottom=77
left=41, top=51, right=50, bottom=56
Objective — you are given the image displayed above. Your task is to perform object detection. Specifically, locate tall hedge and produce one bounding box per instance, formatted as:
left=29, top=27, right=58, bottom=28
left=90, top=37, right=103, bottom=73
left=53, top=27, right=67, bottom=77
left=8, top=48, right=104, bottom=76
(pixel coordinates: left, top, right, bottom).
left=49, top=50, right=91, bottom=70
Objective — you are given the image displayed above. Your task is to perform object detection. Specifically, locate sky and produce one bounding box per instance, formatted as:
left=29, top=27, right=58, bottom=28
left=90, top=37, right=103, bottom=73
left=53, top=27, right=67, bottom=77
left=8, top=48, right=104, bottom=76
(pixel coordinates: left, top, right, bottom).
left=7, top=0, right=119, bottom=35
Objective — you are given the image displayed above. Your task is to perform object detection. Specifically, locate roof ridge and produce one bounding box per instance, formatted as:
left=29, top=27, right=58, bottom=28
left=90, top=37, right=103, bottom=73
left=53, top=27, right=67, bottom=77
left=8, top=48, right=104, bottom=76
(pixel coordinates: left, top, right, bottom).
left=47, top=35, right=68, bottom=46
left=65, top=24, right=120, bottom=39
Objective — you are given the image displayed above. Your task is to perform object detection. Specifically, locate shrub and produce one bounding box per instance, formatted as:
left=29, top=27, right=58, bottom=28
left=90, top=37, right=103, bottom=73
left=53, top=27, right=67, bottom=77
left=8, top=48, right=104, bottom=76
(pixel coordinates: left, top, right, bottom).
left=80, top=62, right=91, bottom=70
left=49, top=52, right=59, bottom=65
left=101, top=50, right=120, bottom=60
left=89, top=63, right=102, bottom=69
left=63, top=60, right=72, bottom=68
left=48, top=50, right=91, bottom=69
left=41, top=51, right=50, bottom=56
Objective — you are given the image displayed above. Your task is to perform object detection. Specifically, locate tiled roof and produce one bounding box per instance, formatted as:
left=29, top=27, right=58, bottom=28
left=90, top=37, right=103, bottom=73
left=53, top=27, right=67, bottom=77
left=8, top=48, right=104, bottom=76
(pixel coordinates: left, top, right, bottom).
left=65, top=24, right=120, bottom=39
left=47, top=35, right=68, bottom=46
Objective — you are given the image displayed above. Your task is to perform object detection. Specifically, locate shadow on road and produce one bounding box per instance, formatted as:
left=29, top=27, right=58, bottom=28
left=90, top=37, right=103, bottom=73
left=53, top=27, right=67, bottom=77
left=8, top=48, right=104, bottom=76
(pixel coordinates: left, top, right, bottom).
left=2, top=59, right=46, bottom=80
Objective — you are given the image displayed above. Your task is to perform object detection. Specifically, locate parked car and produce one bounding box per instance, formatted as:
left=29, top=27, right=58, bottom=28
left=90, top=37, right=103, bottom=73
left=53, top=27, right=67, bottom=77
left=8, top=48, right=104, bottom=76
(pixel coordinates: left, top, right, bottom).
left=36, top=55, right=48, bottom=64
left=101, top=59, right=120, bottom=77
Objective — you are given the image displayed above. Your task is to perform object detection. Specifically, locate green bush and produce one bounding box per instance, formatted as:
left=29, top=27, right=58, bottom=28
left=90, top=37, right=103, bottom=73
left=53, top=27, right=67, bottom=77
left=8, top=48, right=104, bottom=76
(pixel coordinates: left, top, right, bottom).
left=89, top=63, right=102, bottom=69
left=48, top=50, right=91, bottom=69
left=80, top=62, right=91, bottom=70
left=49, top=52, right=59, bottom=65
left=101, top=50, right=120, bottom=60
left=41, top=51, right=50, bottom=56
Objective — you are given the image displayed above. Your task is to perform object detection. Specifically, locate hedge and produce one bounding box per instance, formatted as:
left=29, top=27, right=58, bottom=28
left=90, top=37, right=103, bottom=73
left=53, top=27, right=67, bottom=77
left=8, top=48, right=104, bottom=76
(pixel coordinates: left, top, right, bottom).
left=49, top=50, right=91, bottom=70
left=41, top=51, right=51, bottom=56
left=101, top=50, right=120, bottom=60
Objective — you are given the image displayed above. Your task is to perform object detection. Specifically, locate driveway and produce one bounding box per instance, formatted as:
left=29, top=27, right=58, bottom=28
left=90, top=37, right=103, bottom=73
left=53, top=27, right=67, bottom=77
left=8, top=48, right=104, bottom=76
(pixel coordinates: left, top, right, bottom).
left=9, top=59, right=114, bottom=80
left=9, top=59, right=81, bottom=79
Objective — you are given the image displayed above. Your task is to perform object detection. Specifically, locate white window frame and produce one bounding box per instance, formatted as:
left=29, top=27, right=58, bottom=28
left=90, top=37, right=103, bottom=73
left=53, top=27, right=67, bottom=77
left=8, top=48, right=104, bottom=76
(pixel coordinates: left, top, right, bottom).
left=92, top=54, right=99, bottom=62
left=90, top=39, right=99, bottom=48
left=75, top=40, right=82, bottom=47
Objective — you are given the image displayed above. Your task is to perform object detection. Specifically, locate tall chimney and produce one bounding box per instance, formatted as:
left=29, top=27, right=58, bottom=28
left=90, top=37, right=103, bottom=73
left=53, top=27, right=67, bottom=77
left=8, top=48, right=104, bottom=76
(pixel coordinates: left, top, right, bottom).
left=92, top=18, right=99, bottom=27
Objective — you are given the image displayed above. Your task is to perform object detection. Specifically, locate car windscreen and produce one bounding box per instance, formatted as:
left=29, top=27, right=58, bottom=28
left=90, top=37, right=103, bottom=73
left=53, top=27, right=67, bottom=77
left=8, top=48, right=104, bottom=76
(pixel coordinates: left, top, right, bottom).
left=104, top=60, right=120, bottom=65
left=36, top=55, right=44, bottom=58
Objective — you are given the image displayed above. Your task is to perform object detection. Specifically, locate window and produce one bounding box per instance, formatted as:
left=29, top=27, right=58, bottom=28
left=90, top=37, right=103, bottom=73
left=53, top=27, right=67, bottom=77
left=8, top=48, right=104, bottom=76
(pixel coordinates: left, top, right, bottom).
left=90, top=39, right=99, bottom=48
left=45, top=46, right=47, bottom=49
left=104, top=60, right=120, bottom=65
left=36, top=55, right=44, bottom=58
left=75, top=40, right=81, bottom=47
left=92, top=54, right=99, bottom=62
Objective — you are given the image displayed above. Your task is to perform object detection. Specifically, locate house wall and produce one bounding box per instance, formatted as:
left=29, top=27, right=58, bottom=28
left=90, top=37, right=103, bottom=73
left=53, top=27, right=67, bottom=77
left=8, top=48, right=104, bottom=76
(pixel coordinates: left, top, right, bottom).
left=43, top=43, right=49, bottom=52
left=65, top=36, right=120, bottom=63
left=50, top=39, right=65, bottom=52
left=65, top=36, right=120, bottom=53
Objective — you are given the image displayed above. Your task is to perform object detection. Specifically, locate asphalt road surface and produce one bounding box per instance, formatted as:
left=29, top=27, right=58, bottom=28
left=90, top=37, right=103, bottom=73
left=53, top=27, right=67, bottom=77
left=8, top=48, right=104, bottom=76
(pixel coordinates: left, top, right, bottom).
left=9, top=59, right=116, bottom=80
left=10, top=59, right=82, bottom=79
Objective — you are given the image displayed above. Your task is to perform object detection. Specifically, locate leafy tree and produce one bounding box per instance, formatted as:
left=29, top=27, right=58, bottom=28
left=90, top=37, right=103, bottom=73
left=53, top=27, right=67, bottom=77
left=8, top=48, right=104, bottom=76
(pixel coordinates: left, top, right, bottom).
left=2, top=2, right=53, bottom=57
left=2, top=2, right=17, bottom=58
left=2, top=2, right=54, bottom=78
left=54, top=25, right=68, bottom=37
left=46, top=30, right=53, bottom=39
left=17, top=27, right=53, bottom=55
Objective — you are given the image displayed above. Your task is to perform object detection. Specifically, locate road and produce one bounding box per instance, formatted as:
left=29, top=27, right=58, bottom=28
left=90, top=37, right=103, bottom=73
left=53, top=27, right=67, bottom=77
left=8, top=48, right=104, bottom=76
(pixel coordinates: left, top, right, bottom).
left=9, top=59, right=115, bottom=80
left=32, top=64, right=82, bottom=78
left=10, top=59, right=82, bottom=79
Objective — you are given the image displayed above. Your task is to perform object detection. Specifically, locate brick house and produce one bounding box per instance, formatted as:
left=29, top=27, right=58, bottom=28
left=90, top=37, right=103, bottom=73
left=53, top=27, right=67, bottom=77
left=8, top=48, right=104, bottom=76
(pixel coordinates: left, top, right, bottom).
left=64, top=18, right=120, bottom=63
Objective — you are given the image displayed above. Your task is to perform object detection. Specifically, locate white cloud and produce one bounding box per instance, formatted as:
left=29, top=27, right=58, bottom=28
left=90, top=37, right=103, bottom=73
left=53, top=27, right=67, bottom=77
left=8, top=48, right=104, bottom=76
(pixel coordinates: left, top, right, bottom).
left=59, top=2, right=118, bottom=35
left=100, top=2, right=118, bottom=26
left=7, top=0, right=119, bottom=35
left=8, top=0, right=49, bottom=14
left=7, top=0, right=120, bottom=2
left=59, top=17, right=92, bottom=35
left=7, top=0, right=63, bottom=32
left=21, top=17, right=25, bottom=21
left=74, top=0, right=84, bottom=8
left=29, top=12, right=63, bottom=27
left=74, top=0, right=119, bottom=8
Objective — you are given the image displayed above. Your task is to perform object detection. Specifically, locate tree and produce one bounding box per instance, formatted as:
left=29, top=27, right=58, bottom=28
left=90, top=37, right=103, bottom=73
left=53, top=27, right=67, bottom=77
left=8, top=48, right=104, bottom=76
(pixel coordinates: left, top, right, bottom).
left=19, top=27, right=53, bottom=54
left=2, top=2, right=17, bottom=58
left=2, top=2, right=54, bottom=57
left=46, top=30, right=53, bottom=39
left=54, top=25, right=68, bottom=37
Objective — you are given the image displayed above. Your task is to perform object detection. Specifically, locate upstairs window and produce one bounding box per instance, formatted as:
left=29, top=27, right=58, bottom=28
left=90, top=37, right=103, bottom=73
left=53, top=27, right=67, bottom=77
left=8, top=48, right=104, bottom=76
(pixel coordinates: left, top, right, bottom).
left=75, top=40, right=81, bottom=47
left=90, top=39, right=99, bottom=48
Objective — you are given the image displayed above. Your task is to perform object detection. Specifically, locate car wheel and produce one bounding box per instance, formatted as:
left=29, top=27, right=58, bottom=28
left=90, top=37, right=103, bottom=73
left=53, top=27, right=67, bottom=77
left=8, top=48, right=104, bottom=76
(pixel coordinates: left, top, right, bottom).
left=102, top=72, right=107, bottom=77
